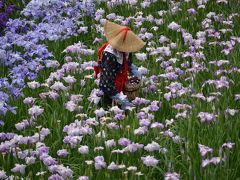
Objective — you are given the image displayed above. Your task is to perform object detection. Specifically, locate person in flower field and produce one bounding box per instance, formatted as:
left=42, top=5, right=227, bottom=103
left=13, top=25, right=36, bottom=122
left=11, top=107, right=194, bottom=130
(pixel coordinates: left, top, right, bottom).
left=94, top=20, right=145, bottom=110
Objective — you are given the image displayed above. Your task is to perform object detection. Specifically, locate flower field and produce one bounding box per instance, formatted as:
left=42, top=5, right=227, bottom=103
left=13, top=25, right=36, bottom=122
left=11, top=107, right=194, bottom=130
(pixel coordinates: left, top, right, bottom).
left=0, top=0, right=240, bottom=179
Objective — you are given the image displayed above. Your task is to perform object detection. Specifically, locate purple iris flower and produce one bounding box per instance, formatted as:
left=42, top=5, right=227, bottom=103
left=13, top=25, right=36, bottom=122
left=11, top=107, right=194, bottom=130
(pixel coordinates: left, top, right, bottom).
left=6, top=4, right=16, bottom=14
left=0, top=13, right=8, bottom=28
left=0, top=0, right=4, bottom=9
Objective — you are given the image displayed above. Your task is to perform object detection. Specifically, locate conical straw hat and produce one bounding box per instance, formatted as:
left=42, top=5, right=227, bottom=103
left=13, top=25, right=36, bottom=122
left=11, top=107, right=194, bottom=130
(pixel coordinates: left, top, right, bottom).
left=104, top=20, right=145, bottom=53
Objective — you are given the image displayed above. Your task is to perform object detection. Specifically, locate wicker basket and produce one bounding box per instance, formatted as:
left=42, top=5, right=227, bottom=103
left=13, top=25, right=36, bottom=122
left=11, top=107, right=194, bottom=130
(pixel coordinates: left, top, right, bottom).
left=123, top=76, right=141, bottom=101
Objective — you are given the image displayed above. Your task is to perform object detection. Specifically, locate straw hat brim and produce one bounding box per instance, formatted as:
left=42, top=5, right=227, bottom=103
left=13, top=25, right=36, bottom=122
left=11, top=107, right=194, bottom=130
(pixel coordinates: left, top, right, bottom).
left=104, top=21, right=145, bottom=53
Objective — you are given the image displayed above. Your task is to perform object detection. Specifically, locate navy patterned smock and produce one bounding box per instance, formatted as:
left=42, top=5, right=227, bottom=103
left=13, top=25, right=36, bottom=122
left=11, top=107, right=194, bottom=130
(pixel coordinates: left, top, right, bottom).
left=99, top=51, right=133, bottom=96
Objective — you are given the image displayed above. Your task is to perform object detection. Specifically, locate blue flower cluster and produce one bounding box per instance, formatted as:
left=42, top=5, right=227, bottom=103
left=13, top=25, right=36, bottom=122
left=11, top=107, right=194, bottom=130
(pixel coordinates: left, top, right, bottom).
left=0, top=0, right=95, bottom=116
left=0, top=0, right=17, bottom=34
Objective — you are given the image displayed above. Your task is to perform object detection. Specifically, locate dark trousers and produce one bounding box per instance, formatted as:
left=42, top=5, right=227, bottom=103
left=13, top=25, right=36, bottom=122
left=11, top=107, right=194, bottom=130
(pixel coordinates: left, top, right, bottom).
left=99, top=94, right=113, bottom=110
left=98, top=94, right=129, bottom=114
